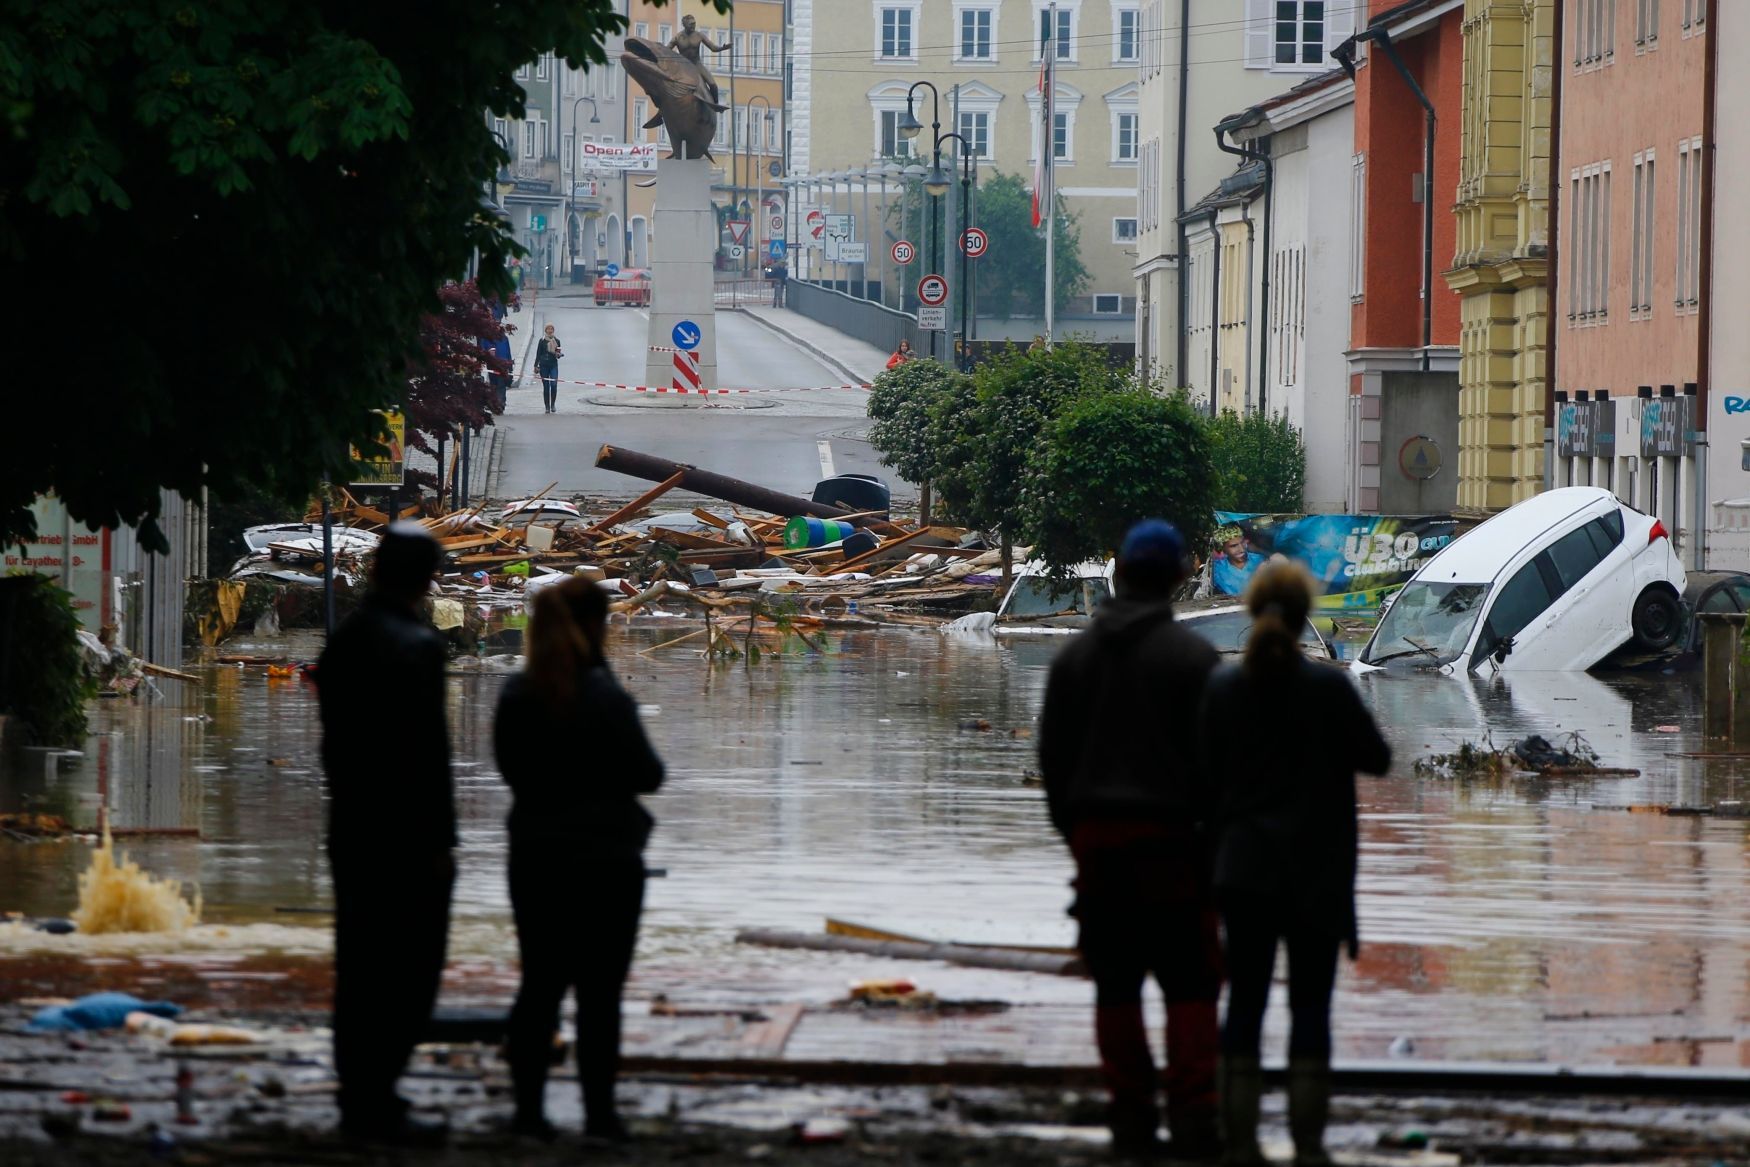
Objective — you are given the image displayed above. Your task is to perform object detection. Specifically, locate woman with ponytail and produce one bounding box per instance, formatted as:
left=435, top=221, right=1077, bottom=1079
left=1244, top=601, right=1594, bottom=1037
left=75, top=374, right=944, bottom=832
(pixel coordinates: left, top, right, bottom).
left=1198, top=561, right=1390, bottom=1167
left=493, top=578, right=664, bottom=1141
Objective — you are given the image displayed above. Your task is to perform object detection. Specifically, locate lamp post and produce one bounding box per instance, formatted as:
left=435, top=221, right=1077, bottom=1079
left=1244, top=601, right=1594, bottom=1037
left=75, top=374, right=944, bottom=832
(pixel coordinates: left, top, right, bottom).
left=567, top=96, right=601, bottom=280
left=744, top=94, right=772, bottom=276
left=898, top=82, right=943, bottom=358
left=924, top=131, right=976, bottom=372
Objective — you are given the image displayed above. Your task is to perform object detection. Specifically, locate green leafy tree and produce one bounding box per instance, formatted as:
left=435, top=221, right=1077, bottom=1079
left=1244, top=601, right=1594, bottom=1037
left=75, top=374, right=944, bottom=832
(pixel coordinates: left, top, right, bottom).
left=937, top=341, right=1127, bottom=580
left=865, top=357, right=968, bottom=523
left=1, top=0, right=724, bottom=550
left=0, top=576, right=93, bottom=746
left=972, top=172, right=1088, bottom=319
left=1207, top=411, right=1308, bottom=513
left=1023, top=390, right=1218, bottom=576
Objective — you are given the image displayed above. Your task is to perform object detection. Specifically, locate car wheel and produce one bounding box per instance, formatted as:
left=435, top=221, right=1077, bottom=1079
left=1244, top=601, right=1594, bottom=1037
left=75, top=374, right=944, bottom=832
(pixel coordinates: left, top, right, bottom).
left=1631, top=586, right=1682, bottom=651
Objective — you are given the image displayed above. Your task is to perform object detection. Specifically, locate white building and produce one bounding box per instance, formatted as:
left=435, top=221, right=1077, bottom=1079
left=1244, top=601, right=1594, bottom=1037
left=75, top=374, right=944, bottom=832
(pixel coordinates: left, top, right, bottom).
left=1706, top=0, right=1746, bottom=567
left=1133, top=0, right=1355, bottom=381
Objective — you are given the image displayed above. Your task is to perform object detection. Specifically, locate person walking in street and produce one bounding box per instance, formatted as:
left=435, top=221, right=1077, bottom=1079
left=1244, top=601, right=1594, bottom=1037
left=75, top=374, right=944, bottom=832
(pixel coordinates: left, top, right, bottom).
left=1038, top=519, right=1224, bottom=1160
left=1197, top=561, right=1390, bottom=1167
left=315, top=523, right=453, bottom=1144
left=885, top=339, right=914, bottom=369
left=535, top=323, right=562, bottom=413
left=493, top=578, right=664, bottom=1142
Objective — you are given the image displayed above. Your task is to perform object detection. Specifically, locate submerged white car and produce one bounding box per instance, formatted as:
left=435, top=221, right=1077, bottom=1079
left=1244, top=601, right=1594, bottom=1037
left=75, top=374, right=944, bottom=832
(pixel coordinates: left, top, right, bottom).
left=1355, top=487, right=1686, bottom=675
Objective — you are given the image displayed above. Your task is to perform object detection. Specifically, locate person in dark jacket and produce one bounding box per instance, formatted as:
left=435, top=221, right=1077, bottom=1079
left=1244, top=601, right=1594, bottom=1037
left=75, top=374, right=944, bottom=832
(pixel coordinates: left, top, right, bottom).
left=1197, top=561, right=1390, bottom=1167
left=1038, top=519, right=1223, bottom=1159
left=315, top=523, right=453, bottom=1143
left=534, top=323, right=562, bottom=413
left=494, top=578, right=664, bottom=1141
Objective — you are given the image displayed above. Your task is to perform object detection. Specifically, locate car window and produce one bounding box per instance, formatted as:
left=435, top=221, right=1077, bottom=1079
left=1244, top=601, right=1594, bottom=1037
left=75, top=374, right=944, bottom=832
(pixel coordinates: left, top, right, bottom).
left=1583, top=512, right=1624, bottom=559
left=1733, top=583, right=1750, bottom=610
left=1546, top=524, right=1607, bottom=592
left=1183, top=610, right=1325, bottom=653
left=1477, top=558, right=1556, bottom=660
left=1701, top=587, right=1741, bottom=614
left=1003, top=577, right=1109, bottom=618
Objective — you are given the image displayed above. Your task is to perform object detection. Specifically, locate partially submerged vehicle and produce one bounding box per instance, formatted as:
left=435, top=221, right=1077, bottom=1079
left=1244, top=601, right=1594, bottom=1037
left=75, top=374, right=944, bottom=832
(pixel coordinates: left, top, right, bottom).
left=1176, top=596, right=1337, bottom=661
left=990, top=560, right=1113, bottom=634
left=1354, top=487, right=1686, bottom=675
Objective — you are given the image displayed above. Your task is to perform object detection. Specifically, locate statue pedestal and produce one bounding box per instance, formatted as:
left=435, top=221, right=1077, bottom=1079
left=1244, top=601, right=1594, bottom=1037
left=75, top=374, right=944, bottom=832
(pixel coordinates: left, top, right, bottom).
left=645, top=158, right=718, bottom=393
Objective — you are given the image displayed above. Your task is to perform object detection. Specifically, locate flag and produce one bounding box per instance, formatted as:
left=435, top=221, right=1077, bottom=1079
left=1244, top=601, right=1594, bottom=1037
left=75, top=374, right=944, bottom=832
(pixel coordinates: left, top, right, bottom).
left=1031, top=6, right=1055, bottom=229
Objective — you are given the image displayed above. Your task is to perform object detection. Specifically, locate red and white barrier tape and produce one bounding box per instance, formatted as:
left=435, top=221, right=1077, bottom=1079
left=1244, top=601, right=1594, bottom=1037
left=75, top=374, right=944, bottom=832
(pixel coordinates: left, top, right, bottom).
left=554, top=377, right=870, bottom=395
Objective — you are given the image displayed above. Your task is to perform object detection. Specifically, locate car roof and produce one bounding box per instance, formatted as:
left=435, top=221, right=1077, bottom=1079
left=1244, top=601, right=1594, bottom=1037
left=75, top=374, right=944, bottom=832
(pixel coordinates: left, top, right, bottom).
left=1414, top=487, right=1619, bottom=583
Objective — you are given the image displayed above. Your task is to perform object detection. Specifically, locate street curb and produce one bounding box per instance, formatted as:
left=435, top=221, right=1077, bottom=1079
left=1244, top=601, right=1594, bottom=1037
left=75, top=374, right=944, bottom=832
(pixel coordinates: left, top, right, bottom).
left=733, top=307, right=873, bottom=389
left=513, top=311, right=541, bottom=387
left=477, top=425, right=503, bottom=501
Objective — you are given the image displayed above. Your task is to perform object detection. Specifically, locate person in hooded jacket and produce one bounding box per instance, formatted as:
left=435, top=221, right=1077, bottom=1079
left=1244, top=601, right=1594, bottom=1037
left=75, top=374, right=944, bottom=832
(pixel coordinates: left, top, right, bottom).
left=1038, top=519, right=1223, bottom=1159
left=493, top=578, right=664, bottom=1141
left=1197, top=561, right=1390, bottom=1167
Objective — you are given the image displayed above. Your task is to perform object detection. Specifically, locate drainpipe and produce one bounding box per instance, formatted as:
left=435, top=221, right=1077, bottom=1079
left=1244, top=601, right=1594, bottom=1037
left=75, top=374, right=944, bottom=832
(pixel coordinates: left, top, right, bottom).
left=1545, top=0, right=1565, bottom=492
left=1214, top=109, right=1272, bottom=415
left=1174, top=0, right=1191, bottom=386
left=1335, top=27, right=1436, bottom=373
left=1695, top=0, right=1719, bottom=566
left=1207, top=214, right=1221, bottom=412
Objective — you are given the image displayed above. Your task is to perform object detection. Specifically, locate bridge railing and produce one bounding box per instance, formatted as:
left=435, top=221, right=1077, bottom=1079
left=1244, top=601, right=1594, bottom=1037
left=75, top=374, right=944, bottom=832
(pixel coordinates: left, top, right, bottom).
left=784, top=279, right=924, bottom=359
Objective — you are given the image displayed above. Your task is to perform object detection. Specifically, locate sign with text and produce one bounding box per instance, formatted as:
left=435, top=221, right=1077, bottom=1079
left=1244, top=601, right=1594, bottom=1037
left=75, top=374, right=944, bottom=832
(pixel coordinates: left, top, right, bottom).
left=577, top=141, right=660, bottom=171
left=917, top=274, right=949, bottom=305
left=1640, top=394, right=1697, bottom=458
left=836, top=241, right=867, bottom=263
left=805, top=208, right=825, bottom=245
left=6, top=495, right=108, bottom=630
left=349, top=408, right=406, bottom=487
left=824, top=213, right=854, bottom=239
left=1558, top=398, right=1616, bottom=458
left=1211, top=511, right=1457, bottom=610
left=959, top=226, right=989, bottom=257
left=891, top=239, right=915, bottom=265
left=918, top=305, right=947, bottom=331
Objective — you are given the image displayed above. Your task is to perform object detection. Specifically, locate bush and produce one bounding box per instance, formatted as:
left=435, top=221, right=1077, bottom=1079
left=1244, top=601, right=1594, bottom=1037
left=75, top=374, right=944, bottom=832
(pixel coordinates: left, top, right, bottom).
left=1023, top=391, right=1218, bottom=573
left=0, top=576, right=92, bottom=746
left=1206, top=410, right=1307, bottom=514
left=865, top=358, right=966, bottom=488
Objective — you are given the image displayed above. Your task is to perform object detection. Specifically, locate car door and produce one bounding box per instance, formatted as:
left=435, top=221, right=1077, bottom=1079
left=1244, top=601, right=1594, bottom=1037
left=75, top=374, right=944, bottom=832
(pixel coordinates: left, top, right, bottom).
left=1471, top=554, right=1559, bottom=674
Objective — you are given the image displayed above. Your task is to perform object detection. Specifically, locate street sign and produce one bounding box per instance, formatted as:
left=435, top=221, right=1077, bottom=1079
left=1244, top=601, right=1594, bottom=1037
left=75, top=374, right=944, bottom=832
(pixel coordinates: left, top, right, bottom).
left=824, top=213, right=854, bottom=239
left=837, top=242, right=867, bottom=263
left=960, top=227, right=989, bottom=258
left=531, top=215, right=547, bottom=233
left=349, top=409, right=406, bottom=488
left=767, top=240, right=787, bottom=261
left=672, top=320, right=702, bottom=351
left=917, top=274, right=949, bottom=306
left=919, top=305, right=947, bottom=331
left=727, top=220, right=750, bottom=244
left=604, top=262, right=620, bottom=277
left=769, top=213, right=785, bottom=237
left=729, top=244, right=745, bottom=259
left=891, top=239, right=916, bottom=265
left=805, top=209, right=825, bottom=243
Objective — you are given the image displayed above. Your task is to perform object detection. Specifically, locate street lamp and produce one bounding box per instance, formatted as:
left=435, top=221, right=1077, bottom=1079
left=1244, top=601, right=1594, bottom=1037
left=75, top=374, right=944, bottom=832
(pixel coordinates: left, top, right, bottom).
left=567, top=96, right=601, bottom=280
left=930, top=131, right=978, bottom=373
left=901, top=82, right=944, bottom=357
left=743, top=94, right=773, bottom=275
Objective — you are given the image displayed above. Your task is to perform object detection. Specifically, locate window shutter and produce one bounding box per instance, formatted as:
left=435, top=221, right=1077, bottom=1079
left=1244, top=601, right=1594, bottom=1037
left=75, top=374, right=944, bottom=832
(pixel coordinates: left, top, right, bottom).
left=1244, top=0, right=1274, bottom=68
left=1326, top=0, right=1357, bottom=55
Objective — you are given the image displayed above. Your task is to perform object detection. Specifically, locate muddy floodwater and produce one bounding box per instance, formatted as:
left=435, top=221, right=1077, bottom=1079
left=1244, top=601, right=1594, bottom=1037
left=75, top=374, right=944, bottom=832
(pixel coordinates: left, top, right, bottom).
left=3, top=624, right=1749, bottom=1070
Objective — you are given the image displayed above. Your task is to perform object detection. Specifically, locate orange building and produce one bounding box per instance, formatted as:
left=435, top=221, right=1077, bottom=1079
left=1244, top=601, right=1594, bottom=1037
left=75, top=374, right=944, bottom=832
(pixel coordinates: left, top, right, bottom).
left=622, top=0, right=786, bottom=274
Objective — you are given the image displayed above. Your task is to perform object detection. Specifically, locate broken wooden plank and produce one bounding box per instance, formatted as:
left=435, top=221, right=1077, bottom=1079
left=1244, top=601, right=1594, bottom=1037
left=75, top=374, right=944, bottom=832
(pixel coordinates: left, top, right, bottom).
left=739, top=1003, right=805, bottom=1059
left=586, top=471, right=688, bottom=536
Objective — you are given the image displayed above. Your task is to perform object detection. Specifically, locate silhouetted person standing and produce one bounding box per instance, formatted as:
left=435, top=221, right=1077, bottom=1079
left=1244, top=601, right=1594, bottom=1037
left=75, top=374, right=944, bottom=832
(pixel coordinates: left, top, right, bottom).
left=1197, top=562, right=1390, bottom=1166
left=1039, top=520, right=1223, bottom=1159
left=315, top=522, right=453, bottom=1143
left=494, top=579, right=663, bottom=1141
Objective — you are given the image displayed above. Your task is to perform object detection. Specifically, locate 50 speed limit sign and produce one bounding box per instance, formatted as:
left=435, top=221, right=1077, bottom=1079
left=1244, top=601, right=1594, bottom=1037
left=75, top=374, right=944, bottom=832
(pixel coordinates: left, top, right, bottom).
left=959, top=227, right=989, bottom=258
left=891, top=239, right=916, bottom=265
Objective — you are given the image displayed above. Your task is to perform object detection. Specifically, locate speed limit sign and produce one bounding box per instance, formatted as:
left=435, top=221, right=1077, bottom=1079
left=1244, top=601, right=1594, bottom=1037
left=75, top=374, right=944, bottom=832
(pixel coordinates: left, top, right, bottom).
left=917, top=274, right=949, bottom=305
left=891, top=239, right=916, bottom=265
left=960, top=227, right=989, bottom=258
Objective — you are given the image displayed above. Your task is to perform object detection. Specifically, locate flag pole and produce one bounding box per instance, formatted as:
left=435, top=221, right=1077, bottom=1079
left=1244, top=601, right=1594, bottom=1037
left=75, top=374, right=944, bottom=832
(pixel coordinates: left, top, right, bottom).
left=1043, top=4, right=1056, bottom=345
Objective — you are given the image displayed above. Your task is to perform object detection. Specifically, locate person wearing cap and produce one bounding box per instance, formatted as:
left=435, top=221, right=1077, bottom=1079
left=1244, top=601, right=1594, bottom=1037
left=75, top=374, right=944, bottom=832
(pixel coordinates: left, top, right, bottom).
left=1038, top=519, right=1224, bottom=1159
left=315, top=522, right=455, bottom=1144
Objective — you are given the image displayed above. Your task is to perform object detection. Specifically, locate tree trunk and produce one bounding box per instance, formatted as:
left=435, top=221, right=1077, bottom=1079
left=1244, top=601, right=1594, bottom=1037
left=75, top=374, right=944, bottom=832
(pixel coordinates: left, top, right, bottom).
left=1000, top=532, right=1013, bottom=588
left=920, top=480, right=933, bottom=528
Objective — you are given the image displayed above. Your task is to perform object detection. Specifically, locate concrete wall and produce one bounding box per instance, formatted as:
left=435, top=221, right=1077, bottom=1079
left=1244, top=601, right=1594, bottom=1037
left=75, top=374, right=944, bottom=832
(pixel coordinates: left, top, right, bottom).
left=1378, top=371, right=1462, bottom=513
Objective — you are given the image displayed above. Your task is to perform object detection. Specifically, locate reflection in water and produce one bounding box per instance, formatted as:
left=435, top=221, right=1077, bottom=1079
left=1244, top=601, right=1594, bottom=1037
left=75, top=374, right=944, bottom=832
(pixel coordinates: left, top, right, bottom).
left=2, top=628, right=1748, bottom=1066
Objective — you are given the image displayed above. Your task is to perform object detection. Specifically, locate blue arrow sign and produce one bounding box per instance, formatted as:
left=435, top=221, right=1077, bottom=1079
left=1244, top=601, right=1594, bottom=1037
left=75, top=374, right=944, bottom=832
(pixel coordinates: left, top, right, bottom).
left=604, top=262, right=620, bottom=277
left=672, top=320, right=702, bottom=351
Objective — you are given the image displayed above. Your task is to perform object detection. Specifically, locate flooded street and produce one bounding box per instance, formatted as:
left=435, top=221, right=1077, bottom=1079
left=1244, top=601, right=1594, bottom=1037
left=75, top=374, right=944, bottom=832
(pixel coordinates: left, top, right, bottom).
left=4, top=624, right=1750, bottom=1070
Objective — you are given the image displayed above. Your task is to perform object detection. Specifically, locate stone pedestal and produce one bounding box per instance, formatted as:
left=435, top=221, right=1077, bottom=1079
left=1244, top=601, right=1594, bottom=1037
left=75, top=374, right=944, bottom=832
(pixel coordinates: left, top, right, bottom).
left=645, top=158, right=719, bottom=393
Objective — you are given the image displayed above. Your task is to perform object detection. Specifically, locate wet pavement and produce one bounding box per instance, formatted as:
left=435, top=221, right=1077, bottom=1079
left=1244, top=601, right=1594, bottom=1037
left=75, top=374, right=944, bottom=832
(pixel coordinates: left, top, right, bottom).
left=4, top=626, right=1750, bottom=1075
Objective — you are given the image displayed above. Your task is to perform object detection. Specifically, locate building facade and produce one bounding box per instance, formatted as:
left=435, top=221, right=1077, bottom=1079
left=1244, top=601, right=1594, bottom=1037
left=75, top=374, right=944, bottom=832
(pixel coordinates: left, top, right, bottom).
left=1706, top=0, right=1742, bottom=566
left=1133, top=0, right=1357, bottom=381
left=1444, top=0, right=1554, bottom=520
left=1552, top=0, right=1710, bottom=564
left=623, top=0, right=787, bottom=275
left=791, top=0, right=1146, bottom=336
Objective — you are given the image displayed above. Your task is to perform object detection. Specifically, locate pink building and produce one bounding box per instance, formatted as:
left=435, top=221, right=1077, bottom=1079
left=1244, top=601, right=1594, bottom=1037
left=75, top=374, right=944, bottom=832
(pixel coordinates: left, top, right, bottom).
left=1553, top=0, right=1711, bottom=560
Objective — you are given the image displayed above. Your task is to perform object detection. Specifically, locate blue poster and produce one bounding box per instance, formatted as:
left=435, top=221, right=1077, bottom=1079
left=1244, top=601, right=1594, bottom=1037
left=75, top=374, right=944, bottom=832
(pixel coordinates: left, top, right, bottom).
left=1210, top=512, right=1457, bottom=610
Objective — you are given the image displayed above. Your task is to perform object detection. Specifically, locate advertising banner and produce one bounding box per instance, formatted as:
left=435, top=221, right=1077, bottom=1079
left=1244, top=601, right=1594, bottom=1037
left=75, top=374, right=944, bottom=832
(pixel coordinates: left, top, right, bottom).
left=576, top=141, right=660, bottom=171
left=1209, top=511, right=1457, bottom=610
left=349, top=409, right=405, bottom=487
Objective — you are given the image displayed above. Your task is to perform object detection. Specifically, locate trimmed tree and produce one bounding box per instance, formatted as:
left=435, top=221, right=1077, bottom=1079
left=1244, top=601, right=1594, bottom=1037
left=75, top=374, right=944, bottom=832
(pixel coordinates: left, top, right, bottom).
left=1, top=0, right=724, bottom=550
left=1207, top=410, right=1308, bottom=514
left=403, top=282, right=512, bottom=494
left=865, top=357, right=967, bottom=524
left=1023, top=390, right=1218, bottom=576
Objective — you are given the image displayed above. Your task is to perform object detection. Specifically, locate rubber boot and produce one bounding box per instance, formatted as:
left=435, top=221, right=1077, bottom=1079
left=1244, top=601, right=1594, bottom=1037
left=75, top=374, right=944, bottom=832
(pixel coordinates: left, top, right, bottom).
left=1286, top=1057, right=1333, bottom=1167
left=1162, top=1000, right=1220, bottom=1162
left=1217, top=1056, right=1266, bottom=1167
left=1095, top=1003, right=1160, bottom=1158
left=583, top=1078, right=629, bottom=1142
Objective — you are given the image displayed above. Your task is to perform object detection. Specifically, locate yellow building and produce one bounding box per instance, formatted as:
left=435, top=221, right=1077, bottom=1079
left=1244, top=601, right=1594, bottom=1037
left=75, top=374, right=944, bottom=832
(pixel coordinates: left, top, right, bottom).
left=623, top=0, right=786, bottom=273
left=1443, top=0, right=1555, bottom=519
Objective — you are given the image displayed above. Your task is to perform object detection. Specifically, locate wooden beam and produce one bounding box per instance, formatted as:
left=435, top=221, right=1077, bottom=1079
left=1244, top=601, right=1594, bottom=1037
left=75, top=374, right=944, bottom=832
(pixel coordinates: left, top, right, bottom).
left=586, top=471, right=687, bottom=536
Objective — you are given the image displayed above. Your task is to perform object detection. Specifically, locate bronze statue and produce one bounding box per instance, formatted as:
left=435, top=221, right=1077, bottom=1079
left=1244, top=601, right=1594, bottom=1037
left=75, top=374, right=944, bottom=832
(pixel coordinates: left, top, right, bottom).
left=667, top=15, right=729, bottom=108
left=621, top=29, right=725, bottom=163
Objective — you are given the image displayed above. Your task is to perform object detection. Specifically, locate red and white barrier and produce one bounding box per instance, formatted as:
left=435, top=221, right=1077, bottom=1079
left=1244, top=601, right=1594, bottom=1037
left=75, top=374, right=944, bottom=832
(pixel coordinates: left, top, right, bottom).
left=672, top=348, right=702, bottom=392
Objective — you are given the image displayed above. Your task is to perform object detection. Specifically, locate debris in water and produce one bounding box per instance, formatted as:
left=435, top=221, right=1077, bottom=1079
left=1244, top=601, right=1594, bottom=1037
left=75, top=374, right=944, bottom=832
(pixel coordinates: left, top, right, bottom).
left=1414, top=732, right=1638, bottom=779
left=72, top=832, right=201, bottom=934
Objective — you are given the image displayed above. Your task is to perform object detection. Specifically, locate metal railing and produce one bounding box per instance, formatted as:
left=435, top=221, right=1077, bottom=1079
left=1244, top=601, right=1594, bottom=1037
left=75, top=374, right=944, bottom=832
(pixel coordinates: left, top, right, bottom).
left=713, top=280, right=780, bottom=308
left=786, top=279, right=923, bottom=360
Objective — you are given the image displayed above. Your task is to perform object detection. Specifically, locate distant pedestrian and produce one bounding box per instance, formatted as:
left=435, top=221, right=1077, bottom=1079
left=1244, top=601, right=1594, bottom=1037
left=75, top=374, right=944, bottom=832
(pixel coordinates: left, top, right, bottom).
left=494, top=578, right=664, bottom=1142
left=1038, top=519, right=1223, bottom=1159
left=1197, top=561, right=1390, bottom=1167
left=315, top=523, right=452, bottom=1145
left=480, top=331, right=513, bottom=413
left=885, top=339, right=914, bottom=369
left=535, top=324, right=562, bottom=413
left=765, top=260, right=788, bottom=306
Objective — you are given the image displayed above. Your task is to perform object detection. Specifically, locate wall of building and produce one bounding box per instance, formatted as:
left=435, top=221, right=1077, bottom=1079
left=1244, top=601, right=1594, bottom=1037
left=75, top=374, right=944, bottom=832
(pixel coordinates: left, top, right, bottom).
left=1706, top=1, right=1746, bottom=567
